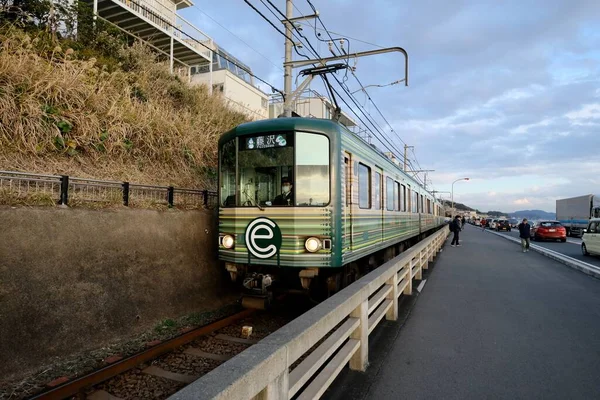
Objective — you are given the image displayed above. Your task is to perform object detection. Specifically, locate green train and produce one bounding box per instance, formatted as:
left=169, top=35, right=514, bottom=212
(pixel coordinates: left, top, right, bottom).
left=218, top=117, right=445, bottom=307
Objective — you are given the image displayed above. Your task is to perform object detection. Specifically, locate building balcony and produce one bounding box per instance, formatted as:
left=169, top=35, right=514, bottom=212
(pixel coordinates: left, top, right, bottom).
left=84, top=0, right=213, bottom=68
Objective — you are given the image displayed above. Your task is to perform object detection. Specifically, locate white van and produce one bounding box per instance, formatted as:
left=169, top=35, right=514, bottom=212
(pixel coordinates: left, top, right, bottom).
left=582, top=218, right=600, bottom=256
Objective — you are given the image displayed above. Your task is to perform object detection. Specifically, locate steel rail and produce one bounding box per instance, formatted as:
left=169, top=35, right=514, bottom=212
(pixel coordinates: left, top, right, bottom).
left=30, top=309, right=255, bottom=400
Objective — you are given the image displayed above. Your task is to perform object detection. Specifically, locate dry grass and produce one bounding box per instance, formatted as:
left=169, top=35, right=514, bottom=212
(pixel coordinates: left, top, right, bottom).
left=0, top=26, right=249, bottom=190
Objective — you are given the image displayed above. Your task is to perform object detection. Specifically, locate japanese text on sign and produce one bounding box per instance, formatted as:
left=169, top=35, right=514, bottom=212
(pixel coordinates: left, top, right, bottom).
left=245, top=134, right=287, bottom=150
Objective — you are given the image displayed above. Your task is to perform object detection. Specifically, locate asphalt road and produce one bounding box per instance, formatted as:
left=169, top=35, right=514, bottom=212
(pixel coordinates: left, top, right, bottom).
left=324, top=224, right=600, bottom=400
left=488, top=226, right=600, bottom=269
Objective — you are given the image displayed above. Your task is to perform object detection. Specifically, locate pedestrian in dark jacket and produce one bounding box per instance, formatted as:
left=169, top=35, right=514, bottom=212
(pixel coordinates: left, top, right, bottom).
left=451, top=215, right=461, bottom=247
left=518, top=218, right=531, bottom=252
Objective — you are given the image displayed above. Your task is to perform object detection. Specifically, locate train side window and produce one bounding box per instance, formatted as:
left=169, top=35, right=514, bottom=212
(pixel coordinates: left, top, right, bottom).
left=394, top=181, right=400, bottom=211
left=412, top=191, right=418, bottom=213
left=420, top=195, right=424, bottom=213
left=345, top=157, right=350, bottom=206
left=407, top=187, right=411, bottom=212
left=386, top=177, right=394, bottom=211
left=373, top=172, right=381, bottom=210
left=400, top=184, right=406, bottom=211
left=358, top=163, right=371, bottom=209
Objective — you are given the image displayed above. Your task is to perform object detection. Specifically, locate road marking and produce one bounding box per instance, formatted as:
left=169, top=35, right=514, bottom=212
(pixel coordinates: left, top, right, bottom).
left=416, top=279, right=427, bottom=293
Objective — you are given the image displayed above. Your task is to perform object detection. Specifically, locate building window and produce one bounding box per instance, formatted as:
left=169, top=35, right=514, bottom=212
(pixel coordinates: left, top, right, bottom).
left=261, top=98, right=268, bottom=108
left=213, top=83, right=224, bottom=93
left=358, top=163, right=371, bottom=209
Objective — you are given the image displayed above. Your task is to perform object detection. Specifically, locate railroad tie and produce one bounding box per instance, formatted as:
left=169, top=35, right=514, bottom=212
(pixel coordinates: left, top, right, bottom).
left=215, top=333, right=259, bottom=345
left=87, top=390, right=124, bottom=400
left=184, top=347, right=233, bottom=361
left=142, top=366, right=198, bottom=384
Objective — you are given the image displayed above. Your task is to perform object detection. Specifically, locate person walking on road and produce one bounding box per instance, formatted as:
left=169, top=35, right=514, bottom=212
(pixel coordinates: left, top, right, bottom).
left=481, top=218, right=486, bottom=231
left=450, top=215, right=462, bottom=247
left=518, top=218, right=531, bottom=253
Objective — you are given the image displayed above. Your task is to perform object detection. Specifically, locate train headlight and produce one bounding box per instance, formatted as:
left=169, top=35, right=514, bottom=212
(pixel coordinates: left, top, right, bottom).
left=305, top=237, right=322, bottom=253
left=222, top=234, right=235, bottom=249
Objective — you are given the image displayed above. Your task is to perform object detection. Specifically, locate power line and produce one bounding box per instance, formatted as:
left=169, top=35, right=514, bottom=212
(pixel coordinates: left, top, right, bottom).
left=251, top=0, right=410, bottom=166
left=123, top=0, right=282, bottom=95
left=243, top=0, right=312, bottom=61
left=297, top=21, right=386, bottom=49
left=303, top=0, right=429, bottom=178
left=190, top=4, right=282, bottom=71
left=242, top=0, right=295, bottom=47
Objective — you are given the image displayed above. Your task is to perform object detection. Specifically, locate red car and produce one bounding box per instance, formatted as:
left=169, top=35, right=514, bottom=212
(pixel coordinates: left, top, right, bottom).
left=531, top=221, right=567, bottom=242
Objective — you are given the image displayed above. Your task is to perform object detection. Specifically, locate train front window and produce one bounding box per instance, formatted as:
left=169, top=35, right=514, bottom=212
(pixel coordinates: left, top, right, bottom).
left=220, top=139, right=236, bottom=206
left=295, top=132, right=329, bottom=206
left=221, top=131, right=329, bottom=207
left=238, top=133, right=294, bottom=207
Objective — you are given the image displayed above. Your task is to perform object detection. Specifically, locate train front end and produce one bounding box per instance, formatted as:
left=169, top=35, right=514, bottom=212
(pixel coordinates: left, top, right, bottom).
left=217, top=119, right=340, bottom=307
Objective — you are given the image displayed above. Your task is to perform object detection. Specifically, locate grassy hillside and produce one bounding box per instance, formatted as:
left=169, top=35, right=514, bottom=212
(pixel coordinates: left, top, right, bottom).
left=0, top=13, right=248, bottom=189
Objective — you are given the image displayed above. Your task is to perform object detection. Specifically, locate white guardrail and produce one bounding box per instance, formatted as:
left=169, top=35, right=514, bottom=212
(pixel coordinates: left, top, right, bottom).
left=169, top=227, right=449, bottom=400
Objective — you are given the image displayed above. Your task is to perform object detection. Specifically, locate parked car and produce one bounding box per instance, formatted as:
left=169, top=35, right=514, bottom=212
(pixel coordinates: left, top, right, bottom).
left=509, top=219, right=519, bottom=228
left=582, top=218, right=600, bottom=256
left=496, top=219, right=511, bottom=231
left=489, top=219, right=498, bottom=229
left=531, top=221, right=567, bottom=242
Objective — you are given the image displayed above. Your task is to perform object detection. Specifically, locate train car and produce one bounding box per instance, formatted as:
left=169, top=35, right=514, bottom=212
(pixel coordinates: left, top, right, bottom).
left=217, top=117, right=445, bottom=307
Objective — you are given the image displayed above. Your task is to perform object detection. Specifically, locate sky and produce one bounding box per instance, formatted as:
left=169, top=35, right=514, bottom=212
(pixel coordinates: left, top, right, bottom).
left=180, top=0, right=600, bottom=213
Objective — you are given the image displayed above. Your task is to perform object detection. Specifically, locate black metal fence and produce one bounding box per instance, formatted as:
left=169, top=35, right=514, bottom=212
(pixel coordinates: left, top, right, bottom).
left=0, top=170, right=218, bottom=209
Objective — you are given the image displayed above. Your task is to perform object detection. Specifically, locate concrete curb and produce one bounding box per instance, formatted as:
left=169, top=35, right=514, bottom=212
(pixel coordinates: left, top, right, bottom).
left=487, top=229, right=600, bottom=279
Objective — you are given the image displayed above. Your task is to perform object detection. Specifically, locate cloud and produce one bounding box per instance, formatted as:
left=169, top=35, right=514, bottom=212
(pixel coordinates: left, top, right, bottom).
left=181, top=0, right=600, bottom=213
left=514, top=198, right=531, bottom=205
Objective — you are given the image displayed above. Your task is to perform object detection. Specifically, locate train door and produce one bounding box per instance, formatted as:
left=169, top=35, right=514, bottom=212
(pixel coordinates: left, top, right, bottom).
left=344, top=153, right=353, bottom=252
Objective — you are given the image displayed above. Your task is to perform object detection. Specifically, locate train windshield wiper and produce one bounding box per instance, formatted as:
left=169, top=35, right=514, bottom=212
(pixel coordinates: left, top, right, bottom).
left=242, top=188, right=263, bottom=211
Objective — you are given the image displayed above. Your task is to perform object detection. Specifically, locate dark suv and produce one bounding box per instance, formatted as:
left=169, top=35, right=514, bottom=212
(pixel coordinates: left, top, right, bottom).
left=496, top=219, right=511, bottom=231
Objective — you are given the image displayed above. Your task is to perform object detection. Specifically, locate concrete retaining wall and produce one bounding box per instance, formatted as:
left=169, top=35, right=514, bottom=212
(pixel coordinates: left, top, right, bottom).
left=0, top=206, right=234, bottom=379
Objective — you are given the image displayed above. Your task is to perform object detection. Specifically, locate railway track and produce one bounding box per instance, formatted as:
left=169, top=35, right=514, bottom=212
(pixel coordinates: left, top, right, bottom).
left=24, top=304, right=299, bottom=400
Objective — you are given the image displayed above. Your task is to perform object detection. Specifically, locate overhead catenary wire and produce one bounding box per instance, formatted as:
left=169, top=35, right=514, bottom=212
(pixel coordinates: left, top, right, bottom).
left=122, top=0, right=283, bottom=95
left=305, top=0, right=430, bottom=186
left=260, top=1, right=404, bottom=159
left=190, top=4, right=283, bottom=71
left=249, top=0, right=418, bottom=173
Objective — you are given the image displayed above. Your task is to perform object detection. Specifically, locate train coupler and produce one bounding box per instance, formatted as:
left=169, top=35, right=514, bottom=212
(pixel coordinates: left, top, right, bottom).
left=242, top=272, right=273, bottom=295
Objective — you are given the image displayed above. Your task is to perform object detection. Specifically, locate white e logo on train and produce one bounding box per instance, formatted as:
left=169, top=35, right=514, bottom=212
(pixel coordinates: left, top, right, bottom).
left=244, top=217, right=283, bottom=259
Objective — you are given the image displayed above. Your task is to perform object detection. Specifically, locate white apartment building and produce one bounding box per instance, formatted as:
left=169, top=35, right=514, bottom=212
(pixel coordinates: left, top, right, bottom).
left=190, top=46, right=270, bottom=120
left=86, top=0, right=269, bottom=120
left=84, top=0, right=213, bottom=75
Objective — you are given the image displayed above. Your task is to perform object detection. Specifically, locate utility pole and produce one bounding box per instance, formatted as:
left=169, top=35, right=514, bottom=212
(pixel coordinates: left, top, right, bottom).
left=283, top=0, right=293, bottom=117
left=280, top=1, right=409, bottom=118
left=403, top=144, right=414, bottom=171
left=282, top=0, right=318, bottom=117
